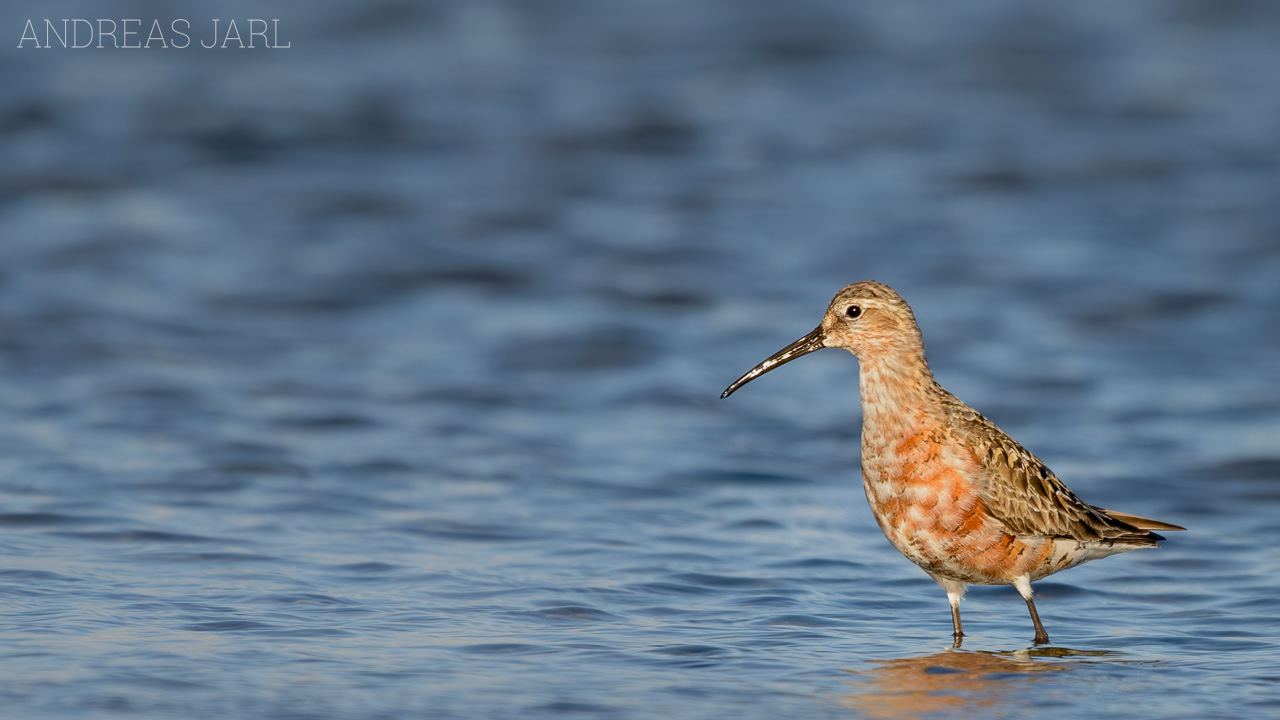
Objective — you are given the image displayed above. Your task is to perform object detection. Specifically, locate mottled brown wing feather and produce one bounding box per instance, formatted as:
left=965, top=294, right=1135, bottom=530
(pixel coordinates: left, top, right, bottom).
left=957, top=412, right=1163, bottom=546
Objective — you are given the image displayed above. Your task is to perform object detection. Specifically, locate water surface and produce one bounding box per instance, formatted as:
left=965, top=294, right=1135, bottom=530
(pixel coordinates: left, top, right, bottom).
left=1, top=1, right=1279, bottom=717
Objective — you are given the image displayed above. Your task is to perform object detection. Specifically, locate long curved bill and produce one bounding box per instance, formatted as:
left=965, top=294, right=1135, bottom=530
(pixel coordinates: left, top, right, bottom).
left=720, top=326, right=827, bottom=399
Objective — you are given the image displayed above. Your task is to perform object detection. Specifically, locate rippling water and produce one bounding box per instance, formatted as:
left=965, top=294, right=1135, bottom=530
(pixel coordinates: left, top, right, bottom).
left=2, top=1, right=1279, bottom=718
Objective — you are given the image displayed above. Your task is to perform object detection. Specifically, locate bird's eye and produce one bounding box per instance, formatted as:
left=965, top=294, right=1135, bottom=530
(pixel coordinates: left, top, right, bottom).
left=846, top=305, right=863, bottom=319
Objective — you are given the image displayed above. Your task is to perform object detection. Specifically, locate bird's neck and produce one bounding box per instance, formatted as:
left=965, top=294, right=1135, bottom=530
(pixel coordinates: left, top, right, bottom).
left=856, top=347, right=942, bottom=436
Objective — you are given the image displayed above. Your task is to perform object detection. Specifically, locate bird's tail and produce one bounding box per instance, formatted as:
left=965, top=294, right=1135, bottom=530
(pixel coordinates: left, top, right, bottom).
left=1094, top=507, right=1186, bottom=542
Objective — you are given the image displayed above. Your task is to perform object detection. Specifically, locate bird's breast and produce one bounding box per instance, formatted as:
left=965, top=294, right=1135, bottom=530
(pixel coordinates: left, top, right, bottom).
left=860, top=430, right=1052, bottom=584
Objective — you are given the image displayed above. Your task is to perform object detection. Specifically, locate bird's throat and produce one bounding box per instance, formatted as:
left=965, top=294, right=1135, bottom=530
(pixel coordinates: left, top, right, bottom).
left=856, top=350, right=939, bottom=440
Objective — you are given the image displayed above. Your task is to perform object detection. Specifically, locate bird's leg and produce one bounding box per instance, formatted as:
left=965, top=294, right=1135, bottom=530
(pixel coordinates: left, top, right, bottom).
left=1014, top=576, right=1050, bottom=645
left=931, top=575, right=967, bottom=647
left=1024, top=596, right=1050, bottom=645
left=949, top=600, right=964, bottom=648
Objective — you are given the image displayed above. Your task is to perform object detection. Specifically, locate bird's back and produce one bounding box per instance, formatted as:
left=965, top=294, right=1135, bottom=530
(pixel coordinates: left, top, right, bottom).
left=948, top=401, right=1175, bottom=547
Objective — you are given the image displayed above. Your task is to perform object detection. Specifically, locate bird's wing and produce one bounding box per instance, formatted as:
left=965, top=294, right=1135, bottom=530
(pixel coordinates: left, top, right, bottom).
left=958, top=413, right=1163, bottom=545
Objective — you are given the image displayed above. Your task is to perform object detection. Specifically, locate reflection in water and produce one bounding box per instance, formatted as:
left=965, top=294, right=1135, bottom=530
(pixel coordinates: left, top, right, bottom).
left=839, top=648, right=1116, bottom=719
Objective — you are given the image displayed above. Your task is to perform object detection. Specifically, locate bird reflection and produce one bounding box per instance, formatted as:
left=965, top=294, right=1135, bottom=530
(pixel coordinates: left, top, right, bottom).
left=838, top=647, right=1115, bottom=719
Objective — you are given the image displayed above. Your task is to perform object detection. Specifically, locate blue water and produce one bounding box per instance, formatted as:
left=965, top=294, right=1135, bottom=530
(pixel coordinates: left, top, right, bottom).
left=1, top=1, right=1279, bottom=717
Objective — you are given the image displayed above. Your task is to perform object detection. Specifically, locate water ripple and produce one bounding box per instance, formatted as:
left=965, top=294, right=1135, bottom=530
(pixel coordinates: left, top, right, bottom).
left=0, top=2, right=1276, bottom=719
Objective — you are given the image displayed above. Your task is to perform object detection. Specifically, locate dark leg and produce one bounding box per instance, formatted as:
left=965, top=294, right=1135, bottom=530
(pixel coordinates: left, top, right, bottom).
left=950, top=602, right=964, bottom=648
left=1023, top=594, right=1050, bottom=645
left=931, top=575, right=967, bottom=648
left=1015, top=576, right=1050, bottom=645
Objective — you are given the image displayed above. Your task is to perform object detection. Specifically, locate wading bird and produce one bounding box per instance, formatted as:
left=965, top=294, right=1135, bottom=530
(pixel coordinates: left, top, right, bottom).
left=721, top=281, right=1184, bottom=645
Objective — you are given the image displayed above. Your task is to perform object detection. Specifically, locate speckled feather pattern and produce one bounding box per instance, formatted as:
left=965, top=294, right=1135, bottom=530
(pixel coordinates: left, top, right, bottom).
left=846, top=281, right=1165, bottom=586
left=859, top=356, right=1154, bottom=585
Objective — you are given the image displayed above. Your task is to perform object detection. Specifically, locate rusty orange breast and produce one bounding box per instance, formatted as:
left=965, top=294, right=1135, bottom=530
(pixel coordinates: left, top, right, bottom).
left=862, top=434, right=1052, bottom=585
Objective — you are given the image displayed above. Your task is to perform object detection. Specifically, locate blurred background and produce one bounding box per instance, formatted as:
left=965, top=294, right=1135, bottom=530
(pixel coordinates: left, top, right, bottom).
left=0, top=1, right=1278, bottom=718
